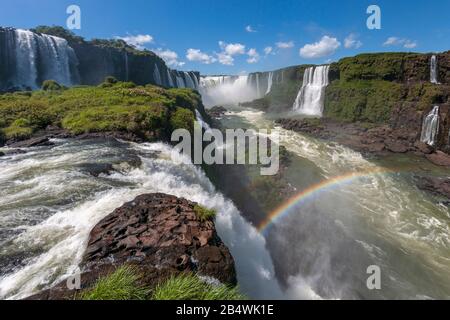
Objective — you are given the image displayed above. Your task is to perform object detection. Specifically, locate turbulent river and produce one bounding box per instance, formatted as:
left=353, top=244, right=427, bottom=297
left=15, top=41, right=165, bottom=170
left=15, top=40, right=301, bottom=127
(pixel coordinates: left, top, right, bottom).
left=0, top=107, right=449, bottom=300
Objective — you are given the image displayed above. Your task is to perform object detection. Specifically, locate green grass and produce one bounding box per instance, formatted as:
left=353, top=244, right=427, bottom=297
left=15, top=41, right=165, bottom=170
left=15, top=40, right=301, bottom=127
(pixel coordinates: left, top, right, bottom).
left=193, top=204, right=216, bottom=222
left=79, top=265, right=150, bottom=300
left=152, top=273, right=246, bottom=300
left=0, top=80, right=200, bottom=141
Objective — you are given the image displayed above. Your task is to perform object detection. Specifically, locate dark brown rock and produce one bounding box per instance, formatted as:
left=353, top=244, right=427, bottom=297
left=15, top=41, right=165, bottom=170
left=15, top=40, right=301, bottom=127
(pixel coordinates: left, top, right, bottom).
left=426, top=151, right=450, bottom=166
left=7, top=137, right=54, bottom=148
left=27, top=193, right=236, bottom=300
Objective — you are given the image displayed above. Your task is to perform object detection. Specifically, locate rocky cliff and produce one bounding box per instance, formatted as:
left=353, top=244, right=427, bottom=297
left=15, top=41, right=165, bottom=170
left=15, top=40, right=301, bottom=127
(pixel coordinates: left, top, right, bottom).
left=0, top=26, right=199, bottom=91
left=27, top=193, right=237, bottom=300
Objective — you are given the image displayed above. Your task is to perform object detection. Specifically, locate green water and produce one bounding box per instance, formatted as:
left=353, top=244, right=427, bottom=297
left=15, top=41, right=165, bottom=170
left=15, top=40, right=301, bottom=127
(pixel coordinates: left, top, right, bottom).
left=220, top=106, right=450, bottom=299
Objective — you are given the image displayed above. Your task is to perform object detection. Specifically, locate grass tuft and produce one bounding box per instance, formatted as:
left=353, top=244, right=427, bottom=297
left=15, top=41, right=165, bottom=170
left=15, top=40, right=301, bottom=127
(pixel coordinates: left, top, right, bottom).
left=193, top=204, right=216, bottom=222
left=152, top=273, right=246, bottom=300
left=79, top=265, right=149, bottom=300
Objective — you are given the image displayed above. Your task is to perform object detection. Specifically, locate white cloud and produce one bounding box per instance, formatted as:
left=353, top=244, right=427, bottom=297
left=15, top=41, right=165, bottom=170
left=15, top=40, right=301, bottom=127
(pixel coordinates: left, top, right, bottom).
left=219, top=41, right=246, bottom=55
left=276, top=41, right=294, bottom=49
left=246, top=48, right=260, bottom=64
left=186, top=49, right=216, bottom=64
left=383, top=37, right=417, bottom=49
left=216, top=52, right=234, bottom=65
left=245, top=25, right=256, bottom=33
left=116, top=34, right=153, bottom=49
left=344, top=34, right=362, bottom=49
left=154, top=48, right=184, bottom=67
left=264, top=46, right=273, bottom=55
left=299, top=36, right=341, bottom=58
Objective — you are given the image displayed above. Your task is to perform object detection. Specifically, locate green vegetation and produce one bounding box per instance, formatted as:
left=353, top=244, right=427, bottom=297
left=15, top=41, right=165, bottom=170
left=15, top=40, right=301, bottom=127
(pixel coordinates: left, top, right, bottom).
left=325, top=79, right=449, bottom=123
left=152, top=273, right=246, bottom=300
left=80, top=266, right=150, bottom=300
left=79, top=268, right=244, bottom=301
left=42, top=80, right=62, bottom=91
left=337, top=52, right=426, bottom=82
left=193, top=204, right=216, bottom=222
left=0, top=79, right=200, bottom=141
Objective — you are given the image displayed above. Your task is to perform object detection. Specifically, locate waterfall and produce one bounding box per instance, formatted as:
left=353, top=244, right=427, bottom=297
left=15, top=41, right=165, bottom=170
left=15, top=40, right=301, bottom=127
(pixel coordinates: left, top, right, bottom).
left=256, top=73, right=261, bottom=97
left=124, top=51, right=129, bottom=81
left=199, top=75, right=260, bottom=107
left=293, top=65, right=330, bottom=116
left=176, top=74, right=185, bottom=88
left=195, top=110, right=211, bottom=131
left=167, top=69, right=174, bottom=87
left=420, top=106, right=440, bottom=146
left=265, top=72, right=273, bottom=95
left=14, top=29, right=38, bottom=89
left=153, top=63, right=162, bottom=86
left=184, top=72, right=196, bottom=89
left=430, top=55, right=439, bottom=84
left=0, top=28, right=77, bottom=90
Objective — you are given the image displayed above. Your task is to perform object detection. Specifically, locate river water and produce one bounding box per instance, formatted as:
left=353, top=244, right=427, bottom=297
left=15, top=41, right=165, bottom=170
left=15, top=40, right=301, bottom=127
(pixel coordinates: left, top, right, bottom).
left=220, top=106, right=450, bottom=299
left=0, top=107, right=449, bottom=300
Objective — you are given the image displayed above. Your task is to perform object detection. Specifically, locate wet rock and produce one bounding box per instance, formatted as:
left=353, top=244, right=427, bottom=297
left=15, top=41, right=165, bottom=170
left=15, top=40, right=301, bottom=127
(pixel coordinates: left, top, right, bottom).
left=7, top=137, right=54, bottom=148
left=426, top=151, right=450, bottom=167
left=416, top=176, right=450, bottom=199
left=207, top=106, right=227, bottom=118
left=414, top=141, right=433, bottom=154
left=0, top=151, right=4, bottom=157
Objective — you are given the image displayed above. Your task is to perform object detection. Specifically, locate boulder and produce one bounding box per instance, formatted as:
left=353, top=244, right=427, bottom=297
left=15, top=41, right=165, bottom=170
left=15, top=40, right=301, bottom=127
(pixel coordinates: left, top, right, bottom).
left=426, top=151, right=450, bottom=167
left=7, top=137, right=54, bottom=148
left=26, top=193, right=236, bottom=300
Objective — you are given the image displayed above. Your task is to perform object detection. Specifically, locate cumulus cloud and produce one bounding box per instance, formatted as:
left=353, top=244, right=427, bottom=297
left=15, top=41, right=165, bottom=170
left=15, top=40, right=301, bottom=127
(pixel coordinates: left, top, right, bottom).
left=154, top=48, right=184, bottom=67
left=344, top=34, right=362, bottom=49
left=186, top=49, right=216, bottom=64
left=299, top=36, right=341, bottom=58
left=246, top=48, right=260, bottom=64
left=116, top=34, right=153, bottom=49
left=383, top=37, right=417, bottom=49
left=245, top=25, right=257, bottom=33
left=276, top=41, right=294, bottom=49
left=216, top=52, right=234, bottom=65
left=264, top=46, right=273, bottom=55
left=219, top=41, right=246, bottom=55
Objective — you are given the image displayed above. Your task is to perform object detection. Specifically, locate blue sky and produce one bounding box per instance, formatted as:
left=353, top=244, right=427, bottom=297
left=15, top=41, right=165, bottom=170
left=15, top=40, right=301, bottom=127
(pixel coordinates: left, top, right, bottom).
left=1, top=0, right=449, bottom=75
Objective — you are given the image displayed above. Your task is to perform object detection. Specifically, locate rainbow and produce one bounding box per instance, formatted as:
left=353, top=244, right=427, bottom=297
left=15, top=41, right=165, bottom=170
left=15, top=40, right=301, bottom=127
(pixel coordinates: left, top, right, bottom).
left=257, top=167, right=398, bottom=234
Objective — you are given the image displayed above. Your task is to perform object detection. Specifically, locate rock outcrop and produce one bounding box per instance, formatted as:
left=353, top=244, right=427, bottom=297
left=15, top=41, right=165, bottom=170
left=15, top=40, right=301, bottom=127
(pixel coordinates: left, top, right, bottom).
left=27, top=193, right=236, bottom=300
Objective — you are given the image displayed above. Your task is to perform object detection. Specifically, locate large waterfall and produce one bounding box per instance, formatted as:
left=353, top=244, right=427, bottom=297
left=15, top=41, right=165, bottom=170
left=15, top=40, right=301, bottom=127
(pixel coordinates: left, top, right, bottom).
left=199, top=75, right=259, bottom=107
left=153, top=63, right=162, bottom=86
left=293, top=65, right=330, bottom=116
left=0, top=28, right=78, bottom=90
left=265, top=72, right=273, bottom=95
left=430, top=55, right=439, bottom=84
left=420, top=106, right=440, bottom=146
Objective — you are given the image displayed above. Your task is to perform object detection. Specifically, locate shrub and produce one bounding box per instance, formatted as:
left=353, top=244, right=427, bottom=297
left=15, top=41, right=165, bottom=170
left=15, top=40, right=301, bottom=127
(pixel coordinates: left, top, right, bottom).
left=193, top=204, right=216, bottom=222
left=42, top=80, right=62, bottom=91
left=170, top=107, right=195, bottom=132
left=152, top=273, right=246, bottom=300
left=79, top=265, right=149, bottom=300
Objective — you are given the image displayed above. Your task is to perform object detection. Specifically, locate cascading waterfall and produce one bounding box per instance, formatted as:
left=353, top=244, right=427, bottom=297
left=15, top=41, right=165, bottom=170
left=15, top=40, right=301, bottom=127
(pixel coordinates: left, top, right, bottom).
left=166, top=69, right=174, bottom=87
left=420, top=106, right=440, bottom=146
left=256, top=73, right=261, bottom=97
left=199, top=75, right=261, bottom=107
left=0, top=29, right=77, bottom=90
left=265, top=72, right=273, bottom=95
left=430, top=55, right=438, bottom=84
left=293, top=65, right=330, bottom=116
left=153, top=63, right=162, bottom=86
left=124, top=51, right=129, bottom=82
left=184, top=72, right=196, bottom=89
